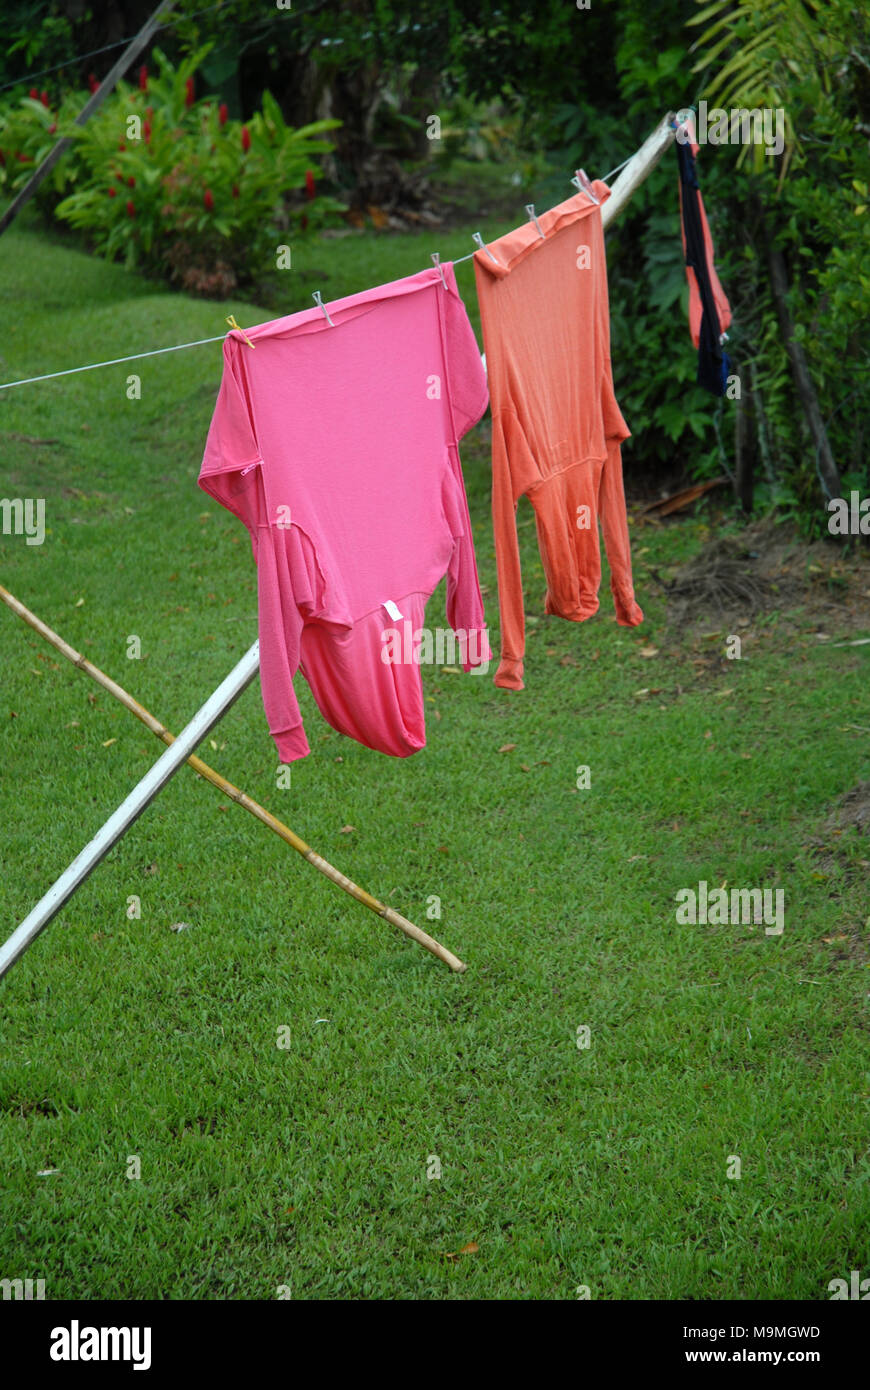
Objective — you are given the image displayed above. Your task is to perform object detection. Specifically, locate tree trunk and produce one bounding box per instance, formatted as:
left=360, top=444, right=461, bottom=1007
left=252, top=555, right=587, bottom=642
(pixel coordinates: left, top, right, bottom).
left=765, top=241, right=841, bottom=504
left=734, top=367, right=756, bottom=514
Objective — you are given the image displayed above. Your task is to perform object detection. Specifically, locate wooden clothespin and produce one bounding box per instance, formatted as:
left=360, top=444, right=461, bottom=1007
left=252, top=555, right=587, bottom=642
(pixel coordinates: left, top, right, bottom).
left=226, top=314, right=255, bottom=348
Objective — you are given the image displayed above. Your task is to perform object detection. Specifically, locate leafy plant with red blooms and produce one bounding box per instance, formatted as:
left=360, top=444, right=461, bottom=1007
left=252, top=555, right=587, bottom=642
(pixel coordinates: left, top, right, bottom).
left=0, top=91, right=79, bottom=205
left=42, top=45, right=344, bottom=290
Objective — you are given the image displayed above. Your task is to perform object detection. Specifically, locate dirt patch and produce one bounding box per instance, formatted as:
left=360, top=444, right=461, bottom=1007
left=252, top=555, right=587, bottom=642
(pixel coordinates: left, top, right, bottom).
left=659, top=517, right=870, bottom=634
left=821, top=782, right=870, bottom=839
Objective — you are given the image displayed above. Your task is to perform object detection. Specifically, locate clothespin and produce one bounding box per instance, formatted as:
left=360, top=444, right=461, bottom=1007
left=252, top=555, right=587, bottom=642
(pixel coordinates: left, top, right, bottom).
left=430, top=252, right=448, bottom=288
left=312, top=290, right=335, bottom=327
left=571, top=171, right=599, bottom=206
left=225, top=314, right=255, bottom=348
left=525, top=204, right=545, bottom=239
left=472, top=232, right=501, bottom=266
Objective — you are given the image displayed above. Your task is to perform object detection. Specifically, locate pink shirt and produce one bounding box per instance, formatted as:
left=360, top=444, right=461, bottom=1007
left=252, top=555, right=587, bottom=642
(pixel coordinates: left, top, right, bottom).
left=199, top=264, right=490, bottom=761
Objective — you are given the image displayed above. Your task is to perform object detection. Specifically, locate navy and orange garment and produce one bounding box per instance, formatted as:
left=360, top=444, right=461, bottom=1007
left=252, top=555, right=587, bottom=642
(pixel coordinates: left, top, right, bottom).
left=675, top=118, right=733, bottom=395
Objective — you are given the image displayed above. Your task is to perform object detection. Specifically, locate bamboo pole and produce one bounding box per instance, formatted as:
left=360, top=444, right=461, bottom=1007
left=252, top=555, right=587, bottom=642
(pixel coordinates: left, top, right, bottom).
left=0, top=583, right=467, bottom=975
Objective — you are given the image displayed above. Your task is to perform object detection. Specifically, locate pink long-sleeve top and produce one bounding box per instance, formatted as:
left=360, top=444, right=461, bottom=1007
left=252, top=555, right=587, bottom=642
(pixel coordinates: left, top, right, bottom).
left=199, top=264, right=490, bottom=762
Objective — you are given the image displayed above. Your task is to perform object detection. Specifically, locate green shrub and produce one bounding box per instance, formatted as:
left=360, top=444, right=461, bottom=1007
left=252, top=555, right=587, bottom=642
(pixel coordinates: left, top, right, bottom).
left=1, top=45, right=344, bottom=296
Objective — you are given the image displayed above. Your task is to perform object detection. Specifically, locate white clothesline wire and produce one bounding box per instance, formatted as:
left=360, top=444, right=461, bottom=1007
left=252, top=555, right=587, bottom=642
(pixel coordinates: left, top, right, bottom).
left=0, top=334, right=227, bottom=390
left=0, top=154, right=637, bottom=392
left=452, top=155, right=633, bottom=265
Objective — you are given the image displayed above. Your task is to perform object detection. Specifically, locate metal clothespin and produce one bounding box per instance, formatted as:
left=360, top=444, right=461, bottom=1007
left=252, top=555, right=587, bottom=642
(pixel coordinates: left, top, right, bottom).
left=525, top=204, right=545, bottom=239
left=472, top=231, right=501, bottom=266
left=225, top=314, right=255, bottom=348
left=571, top=170, right=599, bottom=205
left=430, top=252, right=448, bottom=288
left=312, top=291, right=335, bottom=327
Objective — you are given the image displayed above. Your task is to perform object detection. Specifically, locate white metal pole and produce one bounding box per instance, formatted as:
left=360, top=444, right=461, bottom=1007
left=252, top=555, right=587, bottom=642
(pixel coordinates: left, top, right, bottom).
left=601, top=112, right=676, bottom=230
left=0, top=640, right=260, bottom=981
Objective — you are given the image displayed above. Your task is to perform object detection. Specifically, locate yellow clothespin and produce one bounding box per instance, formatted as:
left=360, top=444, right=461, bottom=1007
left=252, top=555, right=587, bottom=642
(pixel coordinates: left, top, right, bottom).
left=225, top=314, right=255, bottom=349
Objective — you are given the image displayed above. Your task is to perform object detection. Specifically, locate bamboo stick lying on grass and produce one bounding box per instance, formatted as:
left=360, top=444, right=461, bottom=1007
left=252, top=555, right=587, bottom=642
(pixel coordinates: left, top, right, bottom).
left=0, top=582, right=467, bottom=975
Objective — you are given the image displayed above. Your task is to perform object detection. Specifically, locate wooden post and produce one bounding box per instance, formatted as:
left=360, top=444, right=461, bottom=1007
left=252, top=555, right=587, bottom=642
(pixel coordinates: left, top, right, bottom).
left=0, top=0, right=176, bottom=238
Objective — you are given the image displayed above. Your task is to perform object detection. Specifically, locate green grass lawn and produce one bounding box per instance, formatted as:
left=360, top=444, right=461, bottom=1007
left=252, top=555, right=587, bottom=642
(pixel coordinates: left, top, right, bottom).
left=0, top=214, right=868, bottom=1300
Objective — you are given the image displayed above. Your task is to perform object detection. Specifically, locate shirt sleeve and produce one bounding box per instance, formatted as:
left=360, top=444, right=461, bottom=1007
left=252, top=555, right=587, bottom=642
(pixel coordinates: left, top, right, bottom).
left=595, top=238, right=643, bottom=628
left=198, top=336, right=264, bottom=529
left=255, top=523, right=311, bottom=763
left=199, top=337, right=310, bottom=760
left=438, top=266, right=492, bottom=671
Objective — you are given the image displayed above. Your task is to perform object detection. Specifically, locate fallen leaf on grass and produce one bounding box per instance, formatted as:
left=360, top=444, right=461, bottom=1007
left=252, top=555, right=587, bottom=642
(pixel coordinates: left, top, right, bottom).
left=339, top=825, right=355, bottom=834
left=101, top=738, right=117, bottom=748
left=442, top=1241, right=479, bottom=1262
left=498, top=743, right=516, bottom=753
left=639, top=646, right=659, bottom=658
left=170, top=922, right=193, bottom=933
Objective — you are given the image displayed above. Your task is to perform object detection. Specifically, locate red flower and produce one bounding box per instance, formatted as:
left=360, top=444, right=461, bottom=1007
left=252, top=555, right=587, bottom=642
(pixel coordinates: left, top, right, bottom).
left=88, top=73, right=99, bottom=94
left=241, top=125, right=251, bottom=153
left=28, top=88, right=37, bottom=99
left=48, top=122, right=57, bottom=135
left=115, top=171, right=124, bottom=182
left=218, top=103, right=228, bottom=126
left=144, top=121, right=152, bottom=144
left=305, top=169, right=315, bottom=199
left=231, top=184, right=239, bottom=199
left=126, top=200, right=136, bottom=217
left=139, top=65, right=148, bottom=91
left=40, top=91, right=49, bottom=107
left=108, top=187, right=116, bottom=197
left=204, top=188, right=214, bottom=210
left=118, top=141, right=126, bottom=151
left=185, top=77, right=194, bottom=108
left=127, top=176, right=135, bottom=187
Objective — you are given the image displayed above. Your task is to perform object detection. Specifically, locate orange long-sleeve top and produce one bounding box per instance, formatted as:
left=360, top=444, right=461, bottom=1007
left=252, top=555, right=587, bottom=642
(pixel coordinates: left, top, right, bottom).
left=474, top=182, right=643, bottom=690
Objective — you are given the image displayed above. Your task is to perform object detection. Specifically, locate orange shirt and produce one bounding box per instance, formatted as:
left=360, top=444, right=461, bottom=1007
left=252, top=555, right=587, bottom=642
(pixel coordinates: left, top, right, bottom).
left=474, top=183, right=643, bottom=690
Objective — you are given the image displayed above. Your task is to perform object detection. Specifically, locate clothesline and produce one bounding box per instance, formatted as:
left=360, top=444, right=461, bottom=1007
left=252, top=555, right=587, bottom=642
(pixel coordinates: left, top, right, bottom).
left=0, top=149, right=643, bottom=391
left=0, top=335, right=228, bottom=390
left=452, top=155, right=634, bottom=264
